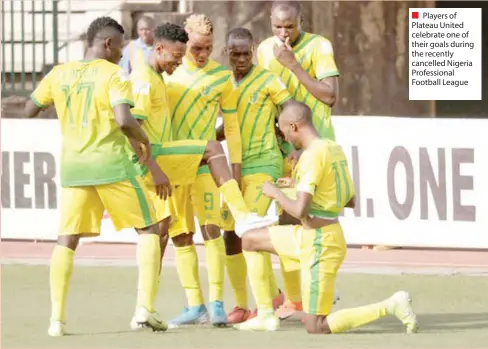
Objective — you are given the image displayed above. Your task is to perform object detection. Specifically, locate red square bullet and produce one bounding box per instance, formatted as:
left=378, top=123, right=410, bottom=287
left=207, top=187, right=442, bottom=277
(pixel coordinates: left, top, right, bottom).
left=412, top=12, right=419, bottom=19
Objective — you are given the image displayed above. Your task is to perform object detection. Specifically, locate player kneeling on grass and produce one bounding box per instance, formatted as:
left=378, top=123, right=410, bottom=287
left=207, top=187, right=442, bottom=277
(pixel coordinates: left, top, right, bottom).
left=25, top=17, right=170, bottom=336
left=233, top=100, right=419, bottom=334
left=126, top=22, right=279, bottom=329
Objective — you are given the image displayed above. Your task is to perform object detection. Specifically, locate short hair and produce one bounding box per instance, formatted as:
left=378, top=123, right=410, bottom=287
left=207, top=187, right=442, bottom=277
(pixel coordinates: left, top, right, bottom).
left=86, top=16, right=124, bottom=47
left=154, top=23, right=189, bottom=44
left=271, top=1, right=301, bottom=14
left=184, top=14, right=213, bottom=35
left=281, top=100, right=312, bottom=124
left=225, top=27, right=253, bottom=44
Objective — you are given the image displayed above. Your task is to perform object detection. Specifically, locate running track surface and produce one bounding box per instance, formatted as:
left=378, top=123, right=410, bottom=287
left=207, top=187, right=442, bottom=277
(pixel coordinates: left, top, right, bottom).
left=1, top=240, right=487, bottom=274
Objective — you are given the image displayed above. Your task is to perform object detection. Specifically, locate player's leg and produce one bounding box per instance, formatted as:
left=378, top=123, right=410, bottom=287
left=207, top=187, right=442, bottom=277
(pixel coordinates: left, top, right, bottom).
left=223, top=229, right=250, bottom=323
left=233, top=225, right=301, bottom=331
left=98, top=177, right=168, bottom=332
left=129, top=174, right=174, bottom=330
left=275, top=157, right=304, bottom=319
left=300, top=224, right=418, bottom=335
left=167, top=185, right=208, bottom=326
left=192, top=172, right=227, bottom=326
left=48, top=186, right=104, bottom=336
left=223, top=174, right=283, bottom=324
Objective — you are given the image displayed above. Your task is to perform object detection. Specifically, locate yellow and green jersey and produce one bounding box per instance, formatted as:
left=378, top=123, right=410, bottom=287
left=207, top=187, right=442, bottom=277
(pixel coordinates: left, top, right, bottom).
left=257, top=32, right=339, bottom=141
left=165, top=57, right=241, bottom=165
left=130, top=64, right=173, bottom=153
left=295, top=138, right=355, bottom=219
left=232, top=65, right=291, bottom=179
left=31, top=59, right=137, bottom=187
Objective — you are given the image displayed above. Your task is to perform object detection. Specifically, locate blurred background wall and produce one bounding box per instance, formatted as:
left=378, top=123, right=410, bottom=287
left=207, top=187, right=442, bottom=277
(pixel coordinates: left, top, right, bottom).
left=2, top=0, right=487, bottom=118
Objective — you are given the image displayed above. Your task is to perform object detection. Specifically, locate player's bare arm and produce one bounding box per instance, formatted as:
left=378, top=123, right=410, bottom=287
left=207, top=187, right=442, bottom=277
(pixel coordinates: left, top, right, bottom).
left=24, top=99, right=45, bottom=118
left=262, top=181, right=312, bottom=220
left=113, top=104, right=151, bottom=163
left=273, top=41, right=338, bottom=108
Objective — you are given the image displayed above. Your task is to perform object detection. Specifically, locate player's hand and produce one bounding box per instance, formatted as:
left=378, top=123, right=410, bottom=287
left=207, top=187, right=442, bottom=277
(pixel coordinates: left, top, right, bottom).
left=152, top=167, right=172, bottom=200
left=345, top=196, right=356, bottom=209
left=273, top=37, right=297, bottom=68
left=288, top=149, right=303, bottom=168
left=276, top=177, right=295, bottom=188
left=262, top=181, right=279, bottom=199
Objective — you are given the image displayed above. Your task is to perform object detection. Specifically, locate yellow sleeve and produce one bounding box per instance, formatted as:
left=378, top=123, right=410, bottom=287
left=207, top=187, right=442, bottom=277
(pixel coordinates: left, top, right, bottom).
left=313, top=37, right=340, bottom=81
left=220, top=77, right=241, bottom=164
left=130, top=73, right=151, bottom=121
left=109, top=68, right=134, bottom=109
left=31, top=68, right=55, bottom=108
left=296, top=147, right=325, bottom=195
left=268, top=74, right=292, bottom=106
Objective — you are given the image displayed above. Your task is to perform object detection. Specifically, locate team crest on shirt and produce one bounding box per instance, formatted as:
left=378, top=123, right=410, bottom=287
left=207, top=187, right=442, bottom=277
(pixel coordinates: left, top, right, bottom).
left=201, top=85, right=211, bottom=96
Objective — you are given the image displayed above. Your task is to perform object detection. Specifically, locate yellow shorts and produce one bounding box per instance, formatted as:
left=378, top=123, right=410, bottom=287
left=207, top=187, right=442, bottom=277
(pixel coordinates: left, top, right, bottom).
left=154, top=140, right=207, bottom=186
left=168, top=184, right=195, bottom=237
left=168, top=171, right=222, bottom=237
left=142, top=172, right=177, bottom=224
left=269, top=223, right=347, bottom=316
left=59, top=177, right=159, bottom=237
left=221, top=173, right=274, bottom=231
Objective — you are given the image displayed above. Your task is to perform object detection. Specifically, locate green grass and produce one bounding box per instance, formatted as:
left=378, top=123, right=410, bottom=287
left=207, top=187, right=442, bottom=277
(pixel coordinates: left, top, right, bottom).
left=2, top=265, right=488, bottom=348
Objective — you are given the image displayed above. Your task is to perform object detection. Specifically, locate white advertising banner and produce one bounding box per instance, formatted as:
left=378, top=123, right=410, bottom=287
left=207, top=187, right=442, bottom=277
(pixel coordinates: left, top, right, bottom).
left=1, top=117, right=487, bottom=249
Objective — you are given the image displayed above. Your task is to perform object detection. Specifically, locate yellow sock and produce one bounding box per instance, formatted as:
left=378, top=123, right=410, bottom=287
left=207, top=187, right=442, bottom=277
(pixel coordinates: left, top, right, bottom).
left=243, top=251, right=273, bottom=311
left=174, top=244, right=204, bottom=306
left=136, top=234, right=161, bottom=312
left=204, top=236, right=225, bottom=302
left=264, top=253, right=280, bottom=298
left=226, top=253, right=248, bottom=309
left=327, top=301, right=389, bottom=333
left=219, top=180, right=251, bottom=223
left=50, top=245, right=75, bottom=322
left=280, top=262, right=301, bottom=302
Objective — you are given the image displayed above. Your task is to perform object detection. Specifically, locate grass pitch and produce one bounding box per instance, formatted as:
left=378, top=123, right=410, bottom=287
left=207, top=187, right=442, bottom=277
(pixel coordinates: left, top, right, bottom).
left=2, top=264, right=488, bottom=348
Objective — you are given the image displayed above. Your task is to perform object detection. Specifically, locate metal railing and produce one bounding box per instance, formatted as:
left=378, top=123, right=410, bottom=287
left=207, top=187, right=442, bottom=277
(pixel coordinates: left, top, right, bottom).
left=1, top=0, right=59, bottom=97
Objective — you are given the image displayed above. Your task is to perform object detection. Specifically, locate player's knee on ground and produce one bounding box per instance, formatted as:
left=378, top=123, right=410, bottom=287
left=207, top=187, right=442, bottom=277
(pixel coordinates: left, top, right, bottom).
left=201, top=224, right=221, bottom=241
left=303, top=314, right=332, bottom=334
left=223, top=230, right=242, bottom=255
left=172, top=232, right=194, bottom=247
left=57, top=235, right=80, bottom=251
left=204, top=140, right=225, bottom=160
left=241, top=228, right=275, bottom=253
